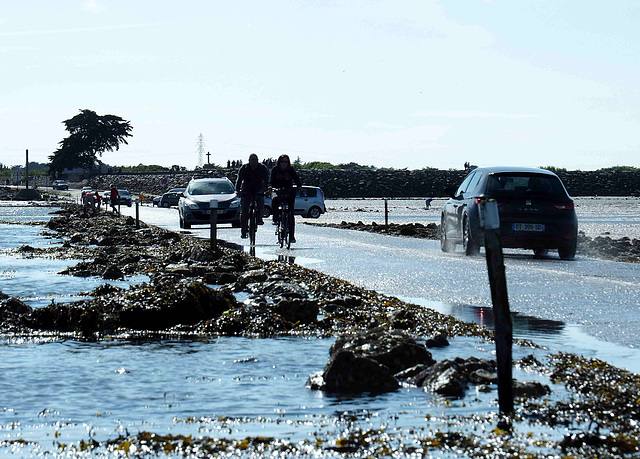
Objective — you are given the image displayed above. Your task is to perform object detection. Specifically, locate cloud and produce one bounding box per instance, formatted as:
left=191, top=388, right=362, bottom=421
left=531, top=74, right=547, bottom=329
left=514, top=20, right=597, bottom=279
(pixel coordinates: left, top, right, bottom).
left=82, top=0, right=106, bottom=14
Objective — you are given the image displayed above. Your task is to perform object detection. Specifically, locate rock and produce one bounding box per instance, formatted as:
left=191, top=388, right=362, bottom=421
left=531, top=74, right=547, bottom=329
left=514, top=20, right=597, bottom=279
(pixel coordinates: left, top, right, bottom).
left=330, top=328, right=435, bottom=374
left=470, top=368, right=498, bottom=385
left=102, top=264, right=125, bottom=280
left=411, top=357, right=497, bottom=398
left=247, top=280, right=309, bottom=299
left=513, top=380, right=551, bottom=398
left=310, top=349, right=399, bottom=393
left=2, top=297, right=32, bottom=315
left=274, top=298, right=319, bottom=324
left=425, top=332, right=450, bottom=348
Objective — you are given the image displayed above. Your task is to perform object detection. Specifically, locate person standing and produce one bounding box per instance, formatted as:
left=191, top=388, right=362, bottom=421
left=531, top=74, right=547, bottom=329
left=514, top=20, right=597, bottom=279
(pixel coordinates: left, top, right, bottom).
left=270, top=154, right=302, bottom=243
left=235, top=153, right=269, bottom=239
left=109, top=185, right=119, bottom=213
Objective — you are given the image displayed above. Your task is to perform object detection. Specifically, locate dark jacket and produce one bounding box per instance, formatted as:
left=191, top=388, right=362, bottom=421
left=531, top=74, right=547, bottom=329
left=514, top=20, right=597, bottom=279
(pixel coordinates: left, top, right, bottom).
left=270, top=165, right=301, bottom=190
left=236, top=163, right=268, bottom=194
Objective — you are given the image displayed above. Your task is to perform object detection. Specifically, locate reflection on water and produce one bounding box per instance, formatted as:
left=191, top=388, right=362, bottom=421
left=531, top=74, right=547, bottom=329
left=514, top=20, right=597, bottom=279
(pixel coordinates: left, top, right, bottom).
left=402, top=296, right=640, bottom=374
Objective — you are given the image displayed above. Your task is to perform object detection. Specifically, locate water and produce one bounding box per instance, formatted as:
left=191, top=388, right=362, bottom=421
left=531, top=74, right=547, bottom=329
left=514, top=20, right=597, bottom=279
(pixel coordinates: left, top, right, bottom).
left=0, top=201, right=636, bottom=456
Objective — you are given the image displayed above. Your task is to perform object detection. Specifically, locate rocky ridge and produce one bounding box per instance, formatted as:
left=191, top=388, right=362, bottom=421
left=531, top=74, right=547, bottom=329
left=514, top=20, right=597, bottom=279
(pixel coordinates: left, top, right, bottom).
left=85, top=168, right=640, bottom=199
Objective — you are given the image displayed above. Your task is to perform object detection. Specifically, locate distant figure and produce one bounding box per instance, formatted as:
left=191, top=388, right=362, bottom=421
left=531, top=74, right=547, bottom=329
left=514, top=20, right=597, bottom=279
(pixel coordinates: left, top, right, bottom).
left=109, top=185, right=119, bottom=213
left=425, top=198, right=433, bottom=210
left=83, top=191, right=96, bottom=213
left=95, top=192, right=102, bottom=210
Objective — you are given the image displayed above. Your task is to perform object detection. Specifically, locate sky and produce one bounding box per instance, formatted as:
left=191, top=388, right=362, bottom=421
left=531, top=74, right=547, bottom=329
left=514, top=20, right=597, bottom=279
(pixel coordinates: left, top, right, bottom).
left=1, top=1, right=639, bottom=171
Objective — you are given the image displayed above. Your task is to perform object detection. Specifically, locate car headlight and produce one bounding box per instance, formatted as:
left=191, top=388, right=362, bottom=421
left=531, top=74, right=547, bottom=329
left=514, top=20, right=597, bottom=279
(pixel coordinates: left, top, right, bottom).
left=230, top=198, right=241, bottom=208
left=184, top=199, right=200, bottom=210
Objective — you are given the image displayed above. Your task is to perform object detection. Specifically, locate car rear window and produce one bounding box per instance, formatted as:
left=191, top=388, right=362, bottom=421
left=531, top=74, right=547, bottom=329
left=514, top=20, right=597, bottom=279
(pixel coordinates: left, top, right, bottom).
left=189, top=181, right=235, bottom=195
left=486, top=174, right=566, bottom=197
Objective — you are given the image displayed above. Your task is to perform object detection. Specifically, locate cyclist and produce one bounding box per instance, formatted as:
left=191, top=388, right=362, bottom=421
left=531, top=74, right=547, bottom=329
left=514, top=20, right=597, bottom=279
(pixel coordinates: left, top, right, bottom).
left=270, top=154, right=302, bottom=243
left=236, top=153, right=268, bottom=239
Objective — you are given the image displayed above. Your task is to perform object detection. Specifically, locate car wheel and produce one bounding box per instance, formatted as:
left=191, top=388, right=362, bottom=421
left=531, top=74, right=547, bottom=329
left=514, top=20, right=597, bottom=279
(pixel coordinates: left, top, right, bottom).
left=463, top=215, right=480, bottom=255
left=558, top=240, right=577, bottom=260
left=533, top=248, right=549, bottom=257
left=263, top=206, right=272, bottom=218
left=231, top=221, right=241, bottom=228
left=440, top=216, right=454, bottom=253
left=162, top=202, right=169, bottom=208
left=307, top=206, right=322, bottom=218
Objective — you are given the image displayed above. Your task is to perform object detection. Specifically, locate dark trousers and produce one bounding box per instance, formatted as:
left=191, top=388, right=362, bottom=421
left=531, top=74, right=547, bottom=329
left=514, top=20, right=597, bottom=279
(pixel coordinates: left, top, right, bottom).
left=240, top=193, right=264, bottom=233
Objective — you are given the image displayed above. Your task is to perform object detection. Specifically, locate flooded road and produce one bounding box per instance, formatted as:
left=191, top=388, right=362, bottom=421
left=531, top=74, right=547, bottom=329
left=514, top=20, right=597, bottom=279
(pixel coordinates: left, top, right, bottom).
left=120, top=198, right=640, bottom=372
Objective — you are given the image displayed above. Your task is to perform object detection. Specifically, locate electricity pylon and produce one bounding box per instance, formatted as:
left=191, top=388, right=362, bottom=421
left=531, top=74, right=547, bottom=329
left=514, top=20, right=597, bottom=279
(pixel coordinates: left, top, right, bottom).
left=196, top=133, right=206, bottom=168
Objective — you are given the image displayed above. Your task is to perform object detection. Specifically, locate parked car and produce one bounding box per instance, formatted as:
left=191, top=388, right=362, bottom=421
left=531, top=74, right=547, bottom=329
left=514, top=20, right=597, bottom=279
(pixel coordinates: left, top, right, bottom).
left=158, top=190, right=183, bottom=208
left=263, top=186, right=326, bottom=218
left=103, top=189, right=133, bottom=207
left=52, top=180, right=69, bottom=190
left=439, top=166, right=578, bottom=259
left=178, top=178, right=241, bottom=229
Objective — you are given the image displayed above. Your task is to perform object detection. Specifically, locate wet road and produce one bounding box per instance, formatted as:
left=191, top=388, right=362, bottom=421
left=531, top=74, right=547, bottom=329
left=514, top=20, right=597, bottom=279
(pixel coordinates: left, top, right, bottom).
left=120, top=203, right=640, bottom=359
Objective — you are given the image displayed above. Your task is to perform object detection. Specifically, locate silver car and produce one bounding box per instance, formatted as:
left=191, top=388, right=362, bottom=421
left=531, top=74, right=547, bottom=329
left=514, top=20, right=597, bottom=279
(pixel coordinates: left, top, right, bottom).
left=178, top=178, right=241, bottom=229
left=263, top=185, right=326, bottom=219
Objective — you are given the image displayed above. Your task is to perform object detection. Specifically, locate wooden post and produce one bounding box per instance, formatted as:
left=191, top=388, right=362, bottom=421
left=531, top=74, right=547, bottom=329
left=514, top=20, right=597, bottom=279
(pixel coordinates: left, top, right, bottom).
left=384, top=199, right=389, bottom=229
left=135, top=201, right=140, bottom=229
left=210, top=199, right=218, bottom=250
left=480, top=200, right=514, bottom=419
left=25, top=149, right=29, bottom=190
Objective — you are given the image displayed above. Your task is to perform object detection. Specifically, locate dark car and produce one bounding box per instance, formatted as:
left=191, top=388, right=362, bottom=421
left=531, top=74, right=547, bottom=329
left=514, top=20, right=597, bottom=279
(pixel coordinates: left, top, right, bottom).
left=52, top=180, right=69, bottom=190
left=178, top=178, right=241, bottom=229
left=104, top=189, right=133, bottom=207
left=440, top=166, right=578, bottom=259
left=158, top=191, right=183, bottom=208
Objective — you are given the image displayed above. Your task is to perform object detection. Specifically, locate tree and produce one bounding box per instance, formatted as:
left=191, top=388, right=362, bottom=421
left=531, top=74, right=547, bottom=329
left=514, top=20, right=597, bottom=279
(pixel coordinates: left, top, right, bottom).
left=48, top=109, right=133, bottom=175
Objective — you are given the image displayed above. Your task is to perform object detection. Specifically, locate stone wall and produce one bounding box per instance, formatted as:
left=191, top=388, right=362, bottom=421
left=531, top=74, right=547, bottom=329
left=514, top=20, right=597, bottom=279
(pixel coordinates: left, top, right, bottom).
left=86, top=168, right=640, bottom=198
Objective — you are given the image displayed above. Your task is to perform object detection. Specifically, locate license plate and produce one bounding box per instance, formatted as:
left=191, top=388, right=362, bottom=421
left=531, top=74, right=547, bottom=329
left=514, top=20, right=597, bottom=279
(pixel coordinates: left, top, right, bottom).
left=513, top=223, right=545, bottom=231
left=203, top=210, right=224, bottom=214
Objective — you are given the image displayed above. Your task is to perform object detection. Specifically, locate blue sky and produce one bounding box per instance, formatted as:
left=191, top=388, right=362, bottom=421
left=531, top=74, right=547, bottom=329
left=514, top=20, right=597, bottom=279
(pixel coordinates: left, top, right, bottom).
left=1, top=1, right=639, bottom=170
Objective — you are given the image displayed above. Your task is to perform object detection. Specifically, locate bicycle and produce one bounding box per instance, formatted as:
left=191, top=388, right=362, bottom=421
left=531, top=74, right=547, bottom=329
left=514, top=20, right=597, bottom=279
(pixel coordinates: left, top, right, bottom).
left=247, top=193, right=261, bottom=247
left=272, top=188, right=293, bottom=249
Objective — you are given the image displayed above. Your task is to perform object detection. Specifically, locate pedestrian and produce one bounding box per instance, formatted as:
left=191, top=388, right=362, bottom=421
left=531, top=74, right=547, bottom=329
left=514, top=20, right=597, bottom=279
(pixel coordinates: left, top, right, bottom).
left=110, top=185, right=119, bottom=213
left=236, top=153, right=269, bottom=239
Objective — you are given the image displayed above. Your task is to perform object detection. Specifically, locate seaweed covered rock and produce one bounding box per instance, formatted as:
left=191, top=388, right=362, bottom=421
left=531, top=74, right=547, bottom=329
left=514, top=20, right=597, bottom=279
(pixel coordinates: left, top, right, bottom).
left=307, top=329, right=433, bottom=393
left=409, top=356, right=497, bottom=398
left=12, top=278, right=237, bottom=335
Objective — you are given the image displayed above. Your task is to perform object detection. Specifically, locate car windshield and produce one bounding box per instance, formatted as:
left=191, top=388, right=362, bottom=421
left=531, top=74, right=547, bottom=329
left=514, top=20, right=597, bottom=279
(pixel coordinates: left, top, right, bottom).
left=118, top=190, right=131, bottom=196
left=189, top=181, right=235, bottom=195
left=486, top=173, right=565, bottom=197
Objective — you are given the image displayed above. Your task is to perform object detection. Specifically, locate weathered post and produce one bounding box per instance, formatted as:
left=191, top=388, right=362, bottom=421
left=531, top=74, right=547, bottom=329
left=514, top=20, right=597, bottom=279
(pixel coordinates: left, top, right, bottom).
left=479, top=199, right=514, bottom=421
left=135, top=201, right=140, bottom=229
left=210, top=199, right=218, bottom=250
left=384, top=199, right=389, bottom=229
left=25, top=149, right=29, bottom=190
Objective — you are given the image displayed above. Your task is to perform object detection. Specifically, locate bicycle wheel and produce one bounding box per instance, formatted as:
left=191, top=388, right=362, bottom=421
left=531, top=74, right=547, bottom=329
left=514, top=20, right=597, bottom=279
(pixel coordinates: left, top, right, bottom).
left=283, top=208, right=291, bottom=249
left=278, top=207, right=286, bottom=248
left=249, top=205, right=257, bottom=246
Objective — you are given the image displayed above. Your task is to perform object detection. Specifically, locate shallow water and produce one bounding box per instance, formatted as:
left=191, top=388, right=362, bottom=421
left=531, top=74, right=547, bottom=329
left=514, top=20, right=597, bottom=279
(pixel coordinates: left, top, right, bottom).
left=0, top=202, right=635, bottom=456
